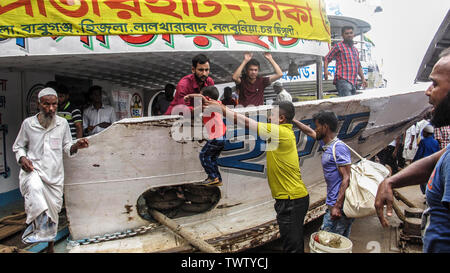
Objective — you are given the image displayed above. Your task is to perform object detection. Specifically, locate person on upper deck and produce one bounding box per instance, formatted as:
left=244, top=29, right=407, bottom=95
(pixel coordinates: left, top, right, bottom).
left=164, top=54, right=214, bottom=115
left=232, top=52, right=283, bottom=107
left=324, top=26, right=368, bottom=97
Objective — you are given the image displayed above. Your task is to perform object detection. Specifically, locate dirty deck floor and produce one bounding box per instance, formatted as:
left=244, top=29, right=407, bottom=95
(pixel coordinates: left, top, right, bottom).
left=249, top=184, right=426, bottom=253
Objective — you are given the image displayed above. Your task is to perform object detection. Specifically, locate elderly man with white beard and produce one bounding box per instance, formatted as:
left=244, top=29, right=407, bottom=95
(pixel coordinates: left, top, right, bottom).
left=12, top=87, right=89, bottom=253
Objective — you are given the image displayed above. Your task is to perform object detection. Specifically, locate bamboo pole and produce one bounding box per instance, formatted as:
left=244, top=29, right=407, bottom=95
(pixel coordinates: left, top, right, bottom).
left=149, top=209, right=219, bottom=253
left=393, top=189, right=416, bottom=208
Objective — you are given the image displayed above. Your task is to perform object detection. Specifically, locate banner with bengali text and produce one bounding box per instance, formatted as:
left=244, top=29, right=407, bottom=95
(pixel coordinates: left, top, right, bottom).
left=0, top=0, right=331, bottom=42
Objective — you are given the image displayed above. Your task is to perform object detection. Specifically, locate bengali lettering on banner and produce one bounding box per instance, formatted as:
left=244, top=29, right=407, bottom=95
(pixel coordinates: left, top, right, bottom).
left=0, top=0, right=330, bottom=42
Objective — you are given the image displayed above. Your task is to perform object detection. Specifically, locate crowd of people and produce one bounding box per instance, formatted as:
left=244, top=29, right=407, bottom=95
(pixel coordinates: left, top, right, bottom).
left=9, top=24, right=450, bottom=253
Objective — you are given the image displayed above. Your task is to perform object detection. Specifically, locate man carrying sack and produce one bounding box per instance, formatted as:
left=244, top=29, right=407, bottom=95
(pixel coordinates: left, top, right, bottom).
left=294, top=111, right=354, bottom=238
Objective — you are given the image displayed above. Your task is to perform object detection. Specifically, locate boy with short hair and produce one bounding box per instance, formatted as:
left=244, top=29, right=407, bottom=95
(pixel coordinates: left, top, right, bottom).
left=184, top=86, right=226, bottom=186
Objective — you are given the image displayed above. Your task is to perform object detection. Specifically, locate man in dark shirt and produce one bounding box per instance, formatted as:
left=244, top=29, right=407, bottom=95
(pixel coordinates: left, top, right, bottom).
left=55, top=84, right=83, bottom=139
left=221, top=86, right=237, bottom=107
left=232, top=52, right=283, bottom=107
left=154, top=83, right=175, bottom=115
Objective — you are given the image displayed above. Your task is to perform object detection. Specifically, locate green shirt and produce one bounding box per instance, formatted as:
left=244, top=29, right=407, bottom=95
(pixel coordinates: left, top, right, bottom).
left=258, top=122, right=308, bottom=200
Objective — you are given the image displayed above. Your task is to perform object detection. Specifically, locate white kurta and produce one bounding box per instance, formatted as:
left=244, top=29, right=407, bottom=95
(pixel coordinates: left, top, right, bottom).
left=403, top=124, right=419, bottom=161
left=12, top=114, right=75, bottom=225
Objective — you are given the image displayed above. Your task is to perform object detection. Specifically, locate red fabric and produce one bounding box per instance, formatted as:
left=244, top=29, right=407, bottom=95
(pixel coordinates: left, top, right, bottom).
left=202, top=99, right=226, bottom=139
left=164, top=74, right=214, bottom=115
left=325, top=41, right=362, bottom=87
left=237, top=76, right=271, bottom=107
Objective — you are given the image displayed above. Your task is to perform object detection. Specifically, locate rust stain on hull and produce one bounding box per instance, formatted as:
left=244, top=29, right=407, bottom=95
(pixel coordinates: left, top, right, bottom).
left=158, top=201, right=328, bottom=253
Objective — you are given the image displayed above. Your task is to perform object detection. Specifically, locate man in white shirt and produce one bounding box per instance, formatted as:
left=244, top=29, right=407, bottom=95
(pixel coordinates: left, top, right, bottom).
left=403, top=124, right=419, bottom=164
left=273, top=81, right=293, bottom=102
left=83, top=85, right=117, bottom=136
left=12, top=87, right=89, bottom=252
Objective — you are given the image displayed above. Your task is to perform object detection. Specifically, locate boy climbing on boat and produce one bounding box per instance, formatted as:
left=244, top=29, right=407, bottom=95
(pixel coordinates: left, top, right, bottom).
left=184, top=86, right=227, bottom=186
left=203, top=99, right=309, bottom=253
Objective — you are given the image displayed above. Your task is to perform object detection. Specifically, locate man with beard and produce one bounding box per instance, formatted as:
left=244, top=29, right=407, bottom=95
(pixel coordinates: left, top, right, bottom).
left=164, top=54, right=214, bottom=115
left=293, top=111, right=354, bottom=237
left=232, top=52, right=283, bottom=107
left=12, top=87, right=89, bottom=252
left=324, top=26, right=368, bottom=97
left=375, top=47, right=450, bottom=253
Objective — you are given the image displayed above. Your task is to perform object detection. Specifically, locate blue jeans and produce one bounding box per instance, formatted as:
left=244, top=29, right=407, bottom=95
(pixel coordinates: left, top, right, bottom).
left=336, top=79, right=356, bottom=97
left=199, top=139, right=225, bottom=180
left=321, top=208, right=355, bottom=238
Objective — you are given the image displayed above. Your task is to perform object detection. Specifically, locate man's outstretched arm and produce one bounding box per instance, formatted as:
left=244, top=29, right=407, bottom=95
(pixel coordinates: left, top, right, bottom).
left=204, top=100, right=258, bottom=133
left=264, top=52, right=283, bottom=83
left=375, top=148, right=446, bottom=227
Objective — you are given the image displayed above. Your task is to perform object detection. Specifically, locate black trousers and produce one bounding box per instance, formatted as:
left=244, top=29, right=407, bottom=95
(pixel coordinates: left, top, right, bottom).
left=274, top=195, right=310, bottom=253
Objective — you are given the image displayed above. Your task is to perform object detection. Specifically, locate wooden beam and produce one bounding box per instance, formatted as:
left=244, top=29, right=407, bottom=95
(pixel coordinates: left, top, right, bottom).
left=149, top=209, right=219, bottom=253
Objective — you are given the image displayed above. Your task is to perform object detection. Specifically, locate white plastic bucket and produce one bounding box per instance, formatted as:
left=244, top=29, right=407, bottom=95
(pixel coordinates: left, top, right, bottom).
left=309, top=232, right=353, bottom=253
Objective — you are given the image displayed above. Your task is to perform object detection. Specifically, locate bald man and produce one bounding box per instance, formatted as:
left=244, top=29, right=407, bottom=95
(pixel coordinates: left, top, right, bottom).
left=375, top=47, right=450, bottom=253
left=12, top=88, right=89, bottom=253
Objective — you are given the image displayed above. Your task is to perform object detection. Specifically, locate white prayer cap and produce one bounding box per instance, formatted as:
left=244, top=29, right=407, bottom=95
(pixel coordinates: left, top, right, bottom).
left=424, top=125, right=434, bottom=133
left=273, top=81, right=283, bottom=87
left=38, top=87, right=58, bottom=99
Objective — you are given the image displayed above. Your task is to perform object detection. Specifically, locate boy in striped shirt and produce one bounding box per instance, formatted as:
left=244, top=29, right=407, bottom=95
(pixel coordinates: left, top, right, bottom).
left=56, top=84, right=83, bottom=139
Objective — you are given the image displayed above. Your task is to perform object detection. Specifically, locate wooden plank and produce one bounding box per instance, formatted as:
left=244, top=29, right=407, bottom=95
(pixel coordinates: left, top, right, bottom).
left=0, top=224, right=26, bottom=240
left=0, top=212, right=26, bottom=224
left=0, top=244, right=31, bottom=253
left=0, top=212, right=27, bottom=240
left=149, top=209, right=219, bottom=253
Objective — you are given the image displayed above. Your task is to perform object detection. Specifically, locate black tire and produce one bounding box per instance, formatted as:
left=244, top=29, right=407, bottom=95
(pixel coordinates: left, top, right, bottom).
left=181, top=202, right=215, bottom=213
left=183, top=191, right=216, bottom=204
left=183, top=185, right=220, bottom=196
left=147, top=199, right=184, bottom=210
left=144, top=189, right=179, bottom=202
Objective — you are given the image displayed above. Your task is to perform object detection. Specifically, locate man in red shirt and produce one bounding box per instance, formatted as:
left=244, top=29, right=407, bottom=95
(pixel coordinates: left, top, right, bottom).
left=324, top=26, right=368, bottom=97
left=164, top=54, right=214, bottom=115
left=232, top=52, right=283, bottom=107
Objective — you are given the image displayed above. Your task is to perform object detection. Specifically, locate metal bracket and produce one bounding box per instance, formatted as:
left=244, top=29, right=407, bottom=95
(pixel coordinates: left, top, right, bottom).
left=0, top=124, right=10, bottom=179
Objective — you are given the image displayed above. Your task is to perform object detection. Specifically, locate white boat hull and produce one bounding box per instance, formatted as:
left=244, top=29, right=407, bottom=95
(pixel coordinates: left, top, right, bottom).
left=65, top=85, right=431, bottom=253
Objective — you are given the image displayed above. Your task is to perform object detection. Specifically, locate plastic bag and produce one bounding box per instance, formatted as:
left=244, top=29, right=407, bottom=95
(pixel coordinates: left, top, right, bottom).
left=316, top=230, right=342, bottom=248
